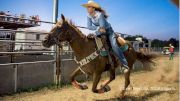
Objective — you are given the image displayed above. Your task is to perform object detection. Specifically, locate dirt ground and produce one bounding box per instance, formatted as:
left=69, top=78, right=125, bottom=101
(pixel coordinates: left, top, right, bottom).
left=0, top=55, right=179, bottom=101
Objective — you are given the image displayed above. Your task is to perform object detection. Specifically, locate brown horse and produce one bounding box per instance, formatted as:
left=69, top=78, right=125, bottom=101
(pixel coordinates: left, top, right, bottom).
left=42, top=14, right=156, bottom=97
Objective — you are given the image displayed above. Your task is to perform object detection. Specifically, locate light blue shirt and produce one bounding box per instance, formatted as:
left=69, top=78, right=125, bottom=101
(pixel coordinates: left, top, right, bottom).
left=87, top=11, right=113, bottom=36
left=87, top=11, right=128, bottom=66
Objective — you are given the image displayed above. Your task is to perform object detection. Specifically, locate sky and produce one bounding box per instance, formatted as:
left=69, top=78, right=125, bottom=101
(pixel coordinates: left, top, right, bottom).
left=0, top=0, right=179, bottom=40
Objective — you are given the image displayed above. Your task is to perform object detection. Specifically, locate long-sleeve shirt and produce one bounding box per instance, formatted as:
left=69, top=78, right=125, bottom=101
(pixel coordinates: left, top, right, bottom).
left=87, top=11, right=113, bottom=36
left=87, top=11, right=128, bottom=66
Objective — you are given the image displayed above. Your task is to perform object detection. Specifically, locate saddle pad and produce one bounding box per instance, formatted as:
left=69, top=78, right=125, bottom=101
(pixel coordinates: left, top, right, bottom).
left=120, top=44, right=129, bottom=52
left=100, top=49, right=109, bottom=56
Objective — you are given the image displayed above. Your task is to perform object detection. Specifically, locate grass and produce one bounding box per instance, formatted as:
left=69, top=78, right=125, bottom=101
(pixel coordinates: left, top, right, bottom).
left=0, top=83, right=60, bottom=97
left=0, top=79, right=91, bottom=97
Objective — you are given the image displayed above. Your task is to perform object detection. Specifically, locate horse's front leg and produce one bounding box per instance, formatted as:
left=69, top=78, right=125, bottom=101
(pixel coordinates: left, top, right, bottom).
left=92, top=72, right=110, bottom=94
left=100, top=68, right=115, bottom=91
left=70, top=68, right=88, bottom=90
left=92, top=72, right=102, bottom=93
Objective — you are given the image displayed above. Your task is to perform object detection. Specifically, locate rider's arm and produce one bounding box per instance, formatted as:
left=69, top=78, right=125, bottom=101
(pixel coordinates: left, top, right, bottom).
left=87, top=17, right=98, bottom=30
left=95, top=14, right=107, bottom=36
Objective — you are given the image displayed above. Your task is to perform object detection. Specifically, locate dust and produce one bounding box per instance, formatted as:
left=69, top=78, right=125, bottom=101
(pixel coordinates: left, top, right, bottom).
left=157, top=56, right=179, bottom=83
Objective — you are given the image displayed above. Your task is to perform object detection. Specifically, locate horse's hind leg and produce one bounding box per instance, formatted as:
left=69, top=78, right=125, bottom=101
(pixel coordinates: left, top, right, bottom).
left=70, top=68, right=88, bottom=90
left=120, top=65, right=132, bottom=98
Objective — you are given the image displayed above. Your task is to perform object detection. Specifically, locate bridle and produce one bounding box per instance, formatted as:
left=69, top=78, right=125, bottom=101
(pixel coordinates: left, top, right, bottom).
left=52, top=25, right=78, bottom=47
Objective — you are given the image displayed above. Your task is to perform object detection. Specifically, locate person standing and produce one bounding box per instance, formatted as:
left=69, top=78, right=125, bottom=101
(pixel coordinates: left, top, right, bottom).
left=169, top=44, right=174, bottom=60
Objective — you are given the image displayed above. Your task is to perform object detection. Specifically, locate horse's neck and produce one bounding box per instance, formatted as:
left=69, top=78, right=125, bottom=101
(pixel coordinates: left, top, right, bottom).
left=68, top=27, right=95, bottom=61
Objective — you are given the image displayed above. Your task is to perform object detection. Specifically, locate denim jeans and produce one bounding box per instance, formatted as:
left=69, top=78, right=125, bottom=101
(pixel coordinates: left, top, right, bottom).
left=107, top=29, right=128, bottom=66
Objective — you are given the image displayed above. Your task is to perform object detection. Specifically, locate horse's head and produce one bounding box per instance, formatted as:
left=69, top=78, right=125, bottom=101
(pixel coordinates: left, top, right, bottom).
left=42, top=14, right=71, bottom=48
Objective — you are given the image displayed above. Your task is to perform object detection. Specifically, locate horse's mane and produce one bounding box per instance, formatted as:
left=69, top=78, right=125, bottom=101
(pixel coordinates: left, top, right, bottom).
left=51, top=19, right=87, bottom=40
left=66, top=19, right=87, bottom=40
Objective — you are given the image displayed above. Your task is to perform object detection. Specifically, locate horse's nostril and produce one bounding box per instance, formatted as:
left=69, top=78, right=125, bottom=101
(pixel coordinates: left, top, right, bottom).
left=42, top=40, right=48, bottom=47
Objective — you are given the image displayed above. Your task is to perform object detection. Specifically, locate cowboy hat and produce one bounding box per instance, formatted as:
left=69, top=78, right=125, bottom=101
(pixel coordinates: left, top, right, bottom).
left=82, top=0, right=101, bottom=9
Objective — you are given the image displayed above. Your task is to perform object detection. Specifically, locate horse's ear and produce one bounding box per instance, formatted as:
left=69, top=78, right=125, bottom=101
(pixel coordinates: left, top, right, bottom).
left=61, top=14, right=65, bottom=22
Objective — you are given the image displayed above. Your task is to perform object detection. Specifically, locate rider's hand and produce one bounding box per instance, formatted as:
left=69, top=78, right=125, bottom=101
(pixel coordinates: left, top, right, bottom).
left=99, top=27, right=106, bottom=33
left=87, top=33, right=96, bottom=39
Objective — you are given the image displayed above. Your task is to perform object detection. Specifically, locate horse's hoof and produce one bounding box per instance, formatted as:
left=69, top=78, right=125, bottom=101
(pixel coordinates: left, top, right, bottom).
left=80, top=83, right=88, bottom=90
left=119, top=93, right=125, bottom=99
left=119, top=95, right=125, bottom=100
left=71, top=82, right=82, bottom=89
left=103, top=85, right=111, bottom=92
left=97, top=89, right=105, bottom=94
left=97, top=85, right=111, bottom=94
left=119, top=90, right=125, bottom=99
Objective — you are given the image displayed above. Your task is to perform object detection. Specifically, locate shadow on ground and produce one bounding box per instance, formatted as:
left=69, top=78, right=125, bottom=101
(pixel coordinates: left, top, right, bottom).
left=95, top=91, right=166, bottom=101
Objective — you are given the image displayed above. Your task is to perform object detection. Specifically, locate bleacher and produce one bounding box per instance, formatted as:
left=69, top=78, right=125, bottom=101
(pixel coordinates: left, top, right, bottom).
left=0, top=11, right=40, bottom=29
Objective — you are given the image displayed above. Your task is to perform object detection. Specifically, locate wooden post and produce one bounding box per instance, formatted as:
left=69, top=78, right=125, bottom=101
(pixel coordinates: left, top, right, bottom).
left=56, top=46, right=61, bottom=85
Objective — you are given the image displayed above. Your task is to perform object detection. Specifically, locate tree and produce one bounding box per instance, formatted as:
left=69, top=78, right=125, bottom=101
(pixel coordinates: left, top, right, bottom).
left=167, top=38, right=179, bottom=47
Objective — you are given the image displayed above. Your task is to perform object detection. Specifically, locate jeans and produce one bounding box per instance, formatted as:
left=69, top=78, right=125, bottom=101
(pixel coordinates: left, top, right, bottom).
left=96, top=26, right=128, bottom=67
left=108, top=32, right=128, bottom=66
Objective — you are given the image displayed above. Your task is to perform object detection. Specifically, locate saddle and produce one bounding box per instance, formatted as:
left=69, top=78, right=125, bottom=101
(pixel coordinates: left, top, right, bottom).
left=93, top=35, right=129, bottom=69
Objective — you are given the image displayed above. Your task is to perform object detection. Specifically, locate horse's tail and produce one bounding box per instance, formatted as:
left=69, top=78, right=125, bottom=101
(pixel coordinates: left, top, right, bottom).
left=136, top=51, right=157, bottom=64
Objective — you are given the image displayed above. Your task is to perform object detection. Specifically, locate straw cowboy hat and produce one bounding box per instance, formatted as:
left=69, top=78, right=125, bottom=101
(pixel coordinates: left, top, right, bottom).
left=82, top=0, right=101, bottom=9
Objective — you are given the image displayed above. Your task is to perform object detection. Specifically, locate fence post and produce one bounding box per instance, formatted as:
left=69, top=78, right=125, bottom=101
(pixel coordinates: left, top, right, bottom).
left=14, top=64, right=18, bottom=92
left=52, top=0, right=59, bottom=85
left=56, top=47, right=61, bottom=85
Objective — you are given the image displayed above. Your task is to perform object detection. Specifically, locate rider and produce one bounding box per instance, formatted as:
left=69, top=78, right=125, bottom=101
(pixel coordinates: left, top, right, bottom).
left=82, top=0, right=129, bottom=73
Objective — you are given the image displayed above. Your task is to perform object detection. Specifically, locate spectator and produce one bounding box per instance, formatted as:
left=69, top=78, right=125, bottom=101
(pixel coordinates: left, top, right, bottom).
left=34, top=15, right=40, bottom=25
left=29, top=16, right=33, bottom=24
left=13, top=14, right=19, bottom=22
left=169, top=44, right=174, bottom=60
left=5, top=11, right=11, bottom=21
left=19, top=14, right=26, bottom=23
left=32, top=15, right=37, bottom=24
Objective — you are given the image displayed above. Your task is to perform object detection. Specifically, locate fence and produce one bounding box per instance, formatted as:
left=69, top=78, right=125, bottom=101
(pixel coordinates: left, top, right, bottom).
left=0, top=28, right=60, bottom=94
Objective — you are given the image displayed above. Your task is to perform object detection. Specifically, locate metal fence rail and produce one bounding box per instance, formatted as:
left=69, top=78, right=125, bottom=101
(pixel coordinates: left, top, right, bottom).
left=0, top=29, right=49, bottom=34
left=0, top=51, right=55, bottom=54
left=0, top=40, right=42, bottom=43
left=0, top=60, right=55, bottom=66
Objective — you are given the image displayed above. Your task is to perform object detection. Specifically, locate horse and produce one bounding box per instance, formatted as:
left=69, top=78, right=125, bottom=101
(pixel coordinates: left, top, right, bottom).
left=42, top=14, right=156, bottom=97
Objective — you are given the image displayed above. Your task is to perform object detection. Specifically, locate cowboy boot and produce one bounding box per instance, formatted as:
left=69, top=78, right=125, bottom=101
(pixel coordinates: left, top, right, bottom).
left=121, top=64, right=129, bottom=73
